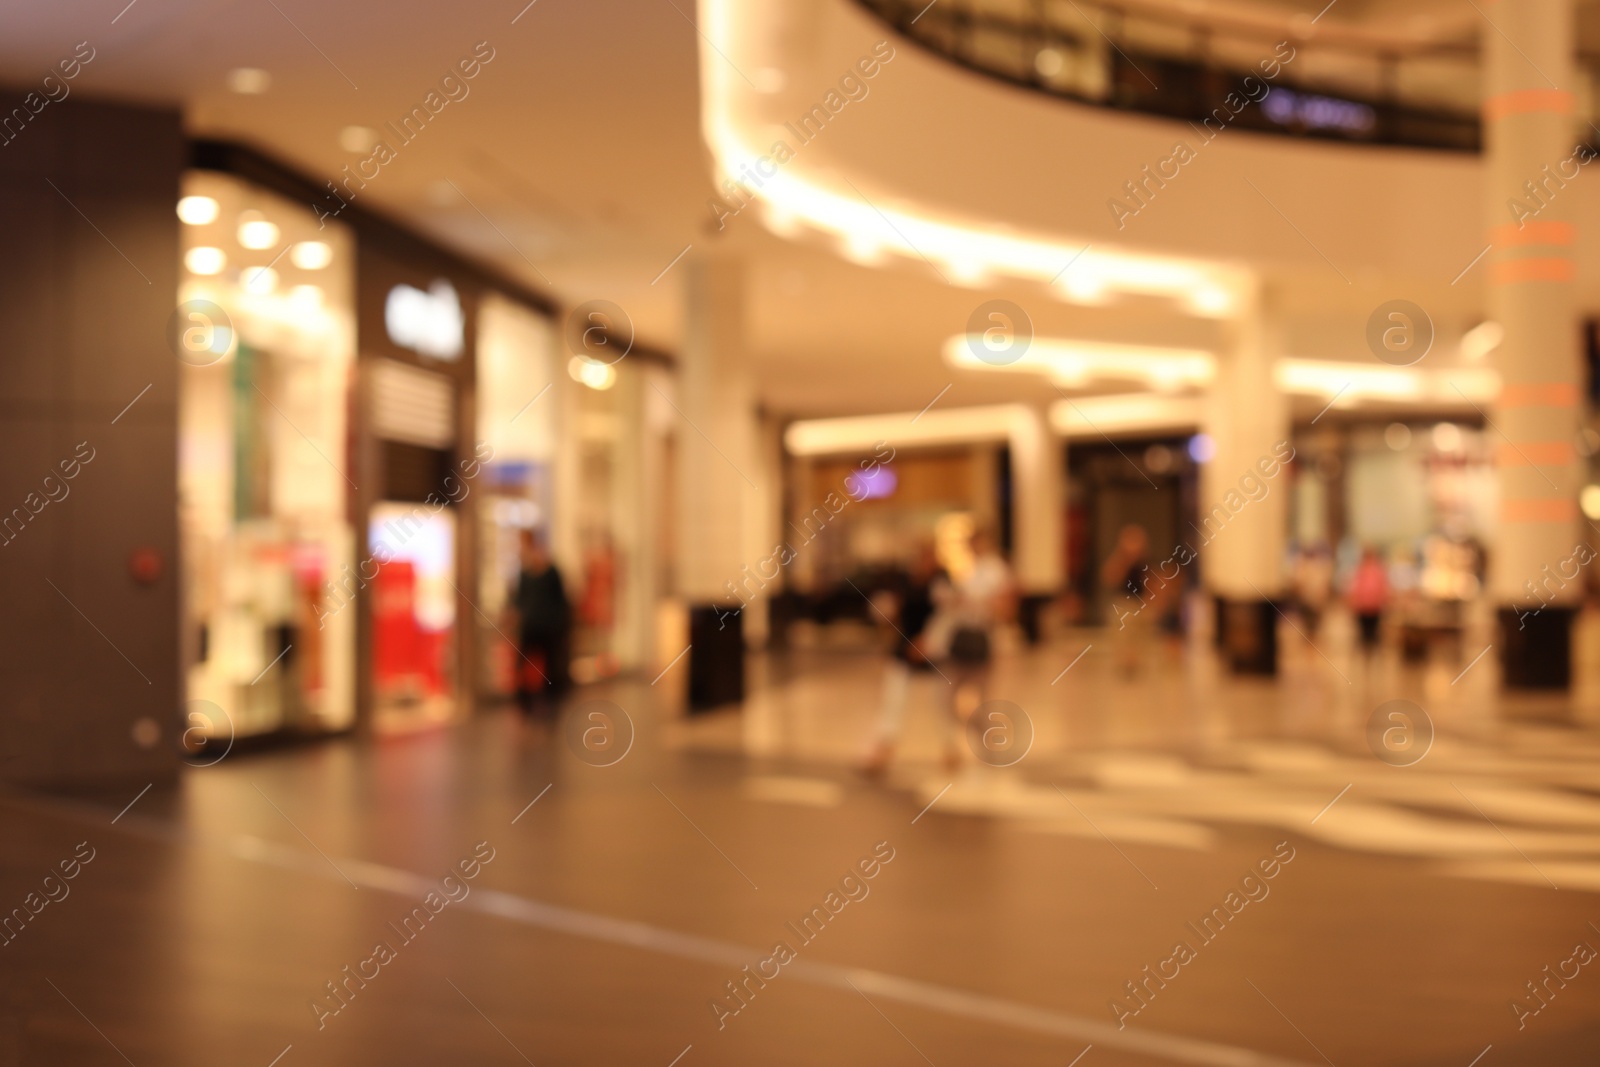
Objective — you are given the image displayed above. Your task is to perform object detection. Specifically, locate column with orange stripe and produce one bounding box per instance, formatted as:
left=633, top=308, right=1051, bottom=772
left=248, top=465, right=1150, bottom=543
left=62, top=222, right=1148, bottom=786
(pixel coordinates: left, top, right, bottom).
left=1483, top=0, right=1583, bottom=687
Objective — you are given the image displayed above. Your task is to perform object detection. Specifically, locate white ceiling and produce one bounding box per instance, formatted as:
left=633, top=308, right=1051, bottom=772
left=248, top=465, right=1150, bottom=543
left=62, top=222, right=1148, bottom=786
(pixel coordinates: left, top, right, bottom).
left=0, top=0, right=1578, bottom=420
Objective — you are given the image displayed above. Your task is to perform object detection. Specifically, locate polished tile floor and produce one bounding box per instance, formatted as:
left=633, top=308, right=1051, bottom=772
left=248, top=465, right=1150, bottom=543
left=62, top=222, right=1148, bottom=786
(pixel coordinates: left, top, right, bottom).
left=8, top=612, right=1600, bottom=1066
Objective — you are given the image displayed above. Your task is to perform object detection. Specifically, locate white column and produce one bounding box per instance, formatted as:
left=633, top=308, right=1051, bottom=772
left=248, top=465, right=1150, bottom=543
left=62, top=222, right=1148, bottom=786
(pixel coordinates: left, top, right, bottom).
left=1482, top=0, right=1582, bottom=687
left=677, top=254, right=755, bottom=601
left=740, top=413, right=786, bottom=648
left=675, top=254, right=758, bottom=707
left=786, top=452, right=817, bottom=592
left=1200, top=282, right=1290, bottom=601
left=1009, top=403, right=1065, bottom=595
left=1199, top=282, right=1291, bottom=674
left=549, top=365, right=583, bottom=585
left=610, top=361, right=655, bottom=673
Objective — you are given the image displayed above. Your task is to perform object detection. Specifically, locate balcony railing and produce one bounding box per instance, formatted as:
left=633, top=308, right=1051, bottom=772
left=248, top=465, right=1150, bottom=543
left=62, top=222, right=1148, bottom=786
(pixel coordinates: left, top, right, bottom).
left=856, top=0, right=1493, bottom=151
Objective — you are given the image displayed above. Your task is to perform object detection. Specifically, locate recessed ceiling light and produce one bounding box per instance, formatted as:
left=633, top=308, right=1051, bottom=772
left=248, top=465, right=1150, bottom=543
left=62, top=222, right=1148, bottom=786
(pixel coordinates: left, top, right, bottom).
left=185, top=247, right=226, bottom=275
left=1057, top=272, right=1108, bottom=305
left=945, top=258, right=989, bottom=287
left=242, top=266, right=278, bottom=294
left=237, top=211, right=280, bottom=250
left=1582, top=484, right=1600, bottom=521
left=569, top=356, right=616, bottom=391
left=842, top=232, right=885, bottom=266
left=227, top=68, right=271, bottom=95
left=339, top=125, right=379, bottom=153
left=289, top=285, right=324, bottom=313
left=291, top=241, right=333, bottom=270
left=1187, top=285, right=1233, bottom=317
left=762, top=204, right=802, bottom=238
left=1459, top=320, right=1503, bottom=363
left=177, top=196, right=219, bottom=225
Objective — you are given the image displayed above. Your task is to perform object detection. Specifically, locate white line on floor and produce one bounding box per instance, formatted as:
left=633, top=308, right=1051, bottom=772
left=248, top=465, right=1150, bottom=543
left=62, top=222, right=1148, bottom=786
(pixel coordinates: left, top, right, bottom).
left=36, top=797, right=1321, bottom=1067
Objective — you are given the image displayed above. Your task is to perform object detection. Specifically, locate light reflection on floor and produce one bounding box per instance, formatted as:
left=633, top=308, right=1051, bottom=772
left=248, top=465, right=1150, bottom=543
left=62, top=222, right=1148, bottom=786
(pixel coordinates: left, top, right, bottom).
left=672, top=608, right=1600, bottom=894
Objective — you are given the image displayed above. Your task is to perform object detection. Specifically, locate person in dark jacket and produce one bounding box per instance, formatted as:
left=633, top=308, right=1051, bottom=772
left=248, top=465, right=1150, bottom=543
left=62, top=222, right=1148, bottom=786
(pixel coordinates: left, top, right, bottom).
left=513, top=529, right=571, bottom=711
left=1101, top=523, right=1153, bottom=676
left=862, top=542, right=952, bottom=776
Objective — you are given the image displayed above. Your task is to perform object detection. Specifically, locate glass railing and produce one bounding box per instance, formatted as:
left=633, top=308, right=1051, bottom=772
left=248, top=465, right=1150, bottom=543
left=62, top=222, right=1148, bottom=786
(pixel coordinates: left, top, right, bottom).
left=856, top=0, right=1504, bottom=151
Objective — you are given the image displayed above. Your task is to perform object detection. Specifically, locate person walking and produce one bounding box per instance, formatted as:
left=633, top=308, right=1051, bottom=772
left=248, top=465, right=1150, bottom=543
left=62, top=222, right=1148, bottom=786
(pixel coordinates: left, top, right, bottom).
left=1293, top=542, right=1335, bottom=640
left=943, top=528, right=1014, bottom=767
left=512, top=529, right=571, bottom=712
left=1349, top=545, right=1389, bottom=665
left=862, top=542, right=951, bottom=777
left=1101, top=523, right=1154, bottom=676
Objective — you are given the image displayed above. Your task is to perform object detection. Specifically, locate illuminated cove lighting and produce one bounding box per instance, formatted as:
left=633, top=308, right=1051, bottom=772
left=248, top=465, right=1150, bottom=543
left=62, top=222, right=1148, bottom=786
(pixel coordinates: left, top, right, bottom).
left=942, top=335, right=1500, bottom=411
left=1049, top=394, right=1205, bottom=437
left=786, top=404, right=1019, bottom=455
left=786, top=365, right=1499, bottom=460
left=786, top=397, right=1207, bottom=456
left=1274, top=360, right=1500, bottom=406
left=698, top=0, right=1243, bottom=317
left=944, top=335, right=1215, bottom=391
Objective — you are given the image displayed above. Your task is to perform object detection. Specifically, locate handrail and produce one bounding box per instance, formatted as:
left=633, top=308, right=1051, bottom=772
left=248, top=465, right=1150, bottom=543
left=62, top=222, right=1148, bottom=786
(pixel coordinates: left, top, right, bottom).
left=855, top=0, right=1484, bottom=152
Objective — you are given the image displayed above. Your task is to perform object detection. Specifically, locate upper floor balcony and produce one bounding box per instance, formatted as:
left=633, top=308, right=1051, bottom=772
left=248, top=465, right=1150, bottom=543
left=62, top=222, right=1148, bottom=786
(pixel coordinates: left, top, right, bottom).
left=856, top=0, right=1600, bottom=152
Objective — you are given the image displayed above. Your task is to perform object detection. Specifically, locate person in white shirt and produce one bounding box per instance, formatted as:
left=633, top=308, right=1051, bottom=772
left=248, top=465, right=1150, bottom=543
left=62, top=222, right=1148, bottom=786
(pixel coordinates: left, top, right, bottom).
left=861, top=543, right=952, bottom=777
left=942, top=528, right=1014, bottom=764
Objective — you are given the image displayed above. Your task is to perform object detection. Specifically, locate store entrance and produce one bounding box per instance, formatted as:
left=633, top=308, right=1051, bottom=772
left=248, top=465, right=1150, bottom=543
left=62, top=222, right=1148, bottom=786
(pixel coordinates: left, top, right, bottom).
left=1068, top=437, right=1197, bottom=626
left=369, top=499, right=458, bottom=735
left=354, top=256, right=478, bottom=736
left=178, top=171, right=358, bottom=752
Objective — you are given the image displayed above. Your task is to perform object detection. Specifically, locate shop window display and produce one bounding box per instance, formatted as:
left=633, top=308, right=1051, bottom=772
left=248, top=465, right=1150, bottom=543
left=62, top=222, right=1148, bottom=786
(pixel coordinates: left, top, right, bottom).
left=178, top=173, right=357, bottom=747
left=476, top=296, right=569, bottom=696
left=369, top=503, right=457, bottom=728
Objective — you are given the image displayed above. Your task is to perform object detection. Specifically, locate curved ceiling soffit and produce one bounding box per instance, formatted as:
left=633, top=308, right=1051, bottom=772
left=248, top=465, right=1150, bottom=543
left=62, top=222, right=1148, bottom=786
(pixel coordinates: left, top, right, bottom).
left=697, top=0, right=1253, bottom=322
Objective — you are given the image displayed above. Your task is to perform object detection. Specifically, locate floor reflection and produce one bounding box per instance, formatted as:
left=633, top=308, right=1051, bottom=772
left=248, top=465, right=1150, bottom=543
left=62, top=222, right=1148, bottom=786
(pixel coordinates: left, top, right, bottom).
left=672, top=609, right=1600, bottom=891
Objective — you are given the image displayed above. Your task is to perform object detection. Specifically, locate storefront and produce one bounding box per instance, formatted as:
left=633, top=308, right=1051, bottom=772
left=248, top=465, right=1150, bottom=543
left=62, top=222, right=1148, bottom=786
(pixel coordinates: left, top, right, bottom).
left=181, top=143, right=580, bottom=743
left=353, top=236, right=485, bottom=735
left=1292, top=419, right=1493, bottom=574
left=177, top=169, right=359, bottom=750
left=1286, top=418, right=1494, bottom=658
left=474, top=295, right=560, bottom=701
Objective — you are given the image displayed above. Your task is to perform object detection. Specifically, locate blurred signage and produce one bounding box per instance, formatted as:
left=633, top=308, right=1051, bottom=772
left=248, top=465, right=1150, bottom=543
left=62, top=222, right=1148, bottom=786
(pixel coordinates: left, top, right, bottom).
left=385, top=279, right=464, bottom=360
left=845, top=465, right=897, bottom=501
left=1262, top=88, right=1376, bottom=135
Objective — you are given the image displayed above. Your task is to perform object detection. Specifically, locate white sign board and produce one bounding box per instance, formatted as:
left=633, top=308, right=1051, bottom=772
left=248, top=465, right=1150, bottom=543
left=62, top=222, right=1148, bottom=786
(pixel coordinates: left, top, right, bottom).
left=385, top=279, right=464, bottom=360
